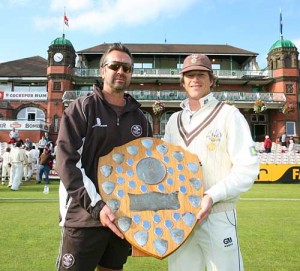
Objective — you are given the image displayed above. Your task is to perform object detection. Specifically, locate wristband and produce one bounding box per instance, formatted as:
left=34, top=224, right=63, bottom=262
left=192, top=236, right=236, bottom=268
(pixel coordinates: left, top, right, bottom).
left=91, top=200, right=106, bottom=220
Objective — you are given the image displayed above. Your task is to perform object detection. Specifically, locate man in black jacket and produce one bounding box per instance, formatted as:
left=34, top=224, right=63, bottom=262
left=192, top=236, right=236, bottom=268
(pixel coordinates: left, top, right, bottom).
left=55, top=43, right=153, bottom=271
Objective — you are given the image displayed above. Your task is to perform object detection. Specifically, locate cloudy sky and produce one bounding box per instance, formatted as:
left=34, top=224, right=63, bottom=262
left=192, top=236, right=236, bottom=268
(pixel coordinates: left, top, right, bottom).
left=1, top=0, right=299, bottom=68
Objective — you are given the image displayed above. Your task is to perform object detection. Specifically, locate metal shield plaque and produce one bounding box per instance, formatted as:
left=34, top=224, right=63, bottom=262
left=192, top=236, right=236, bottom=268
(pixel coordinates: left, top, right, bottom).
left=98, top=137, right=204, bottom=259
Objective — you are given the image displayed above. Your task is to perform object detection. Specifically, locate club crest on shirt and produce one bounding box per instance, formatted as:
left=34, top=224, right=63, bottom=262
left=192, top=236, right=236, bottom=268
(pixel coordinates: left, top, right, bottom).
left=131, top=125, right=142, bottom=137
left=206, top=129, right=222, bottom=151
left=62, top=253, right=75, bottom=269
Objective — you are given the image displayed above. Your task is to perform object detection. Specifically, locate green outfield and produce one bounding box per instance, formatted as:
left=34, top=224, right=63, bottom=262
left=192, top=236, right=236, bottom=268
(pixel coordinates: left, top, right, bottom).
left=0, top=181, right=299, bottom=271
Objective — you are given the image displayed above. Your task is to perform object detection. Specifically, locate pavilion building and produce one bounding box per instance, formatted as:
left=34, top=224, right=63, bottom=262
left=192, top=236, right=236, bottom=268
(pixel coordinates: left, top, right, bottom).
left=0, top=35, right=298, bottom=144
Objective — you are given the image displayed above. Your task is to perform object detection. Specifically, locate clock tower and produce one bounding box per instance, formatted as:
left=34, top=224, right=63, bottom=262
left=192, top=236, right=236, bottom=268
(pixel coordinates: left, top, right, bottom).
left=47, top=34, right=76, bottom=135
left=48, top=34, right=76, bottom=67
left=267, top=38, right=299, bottom=138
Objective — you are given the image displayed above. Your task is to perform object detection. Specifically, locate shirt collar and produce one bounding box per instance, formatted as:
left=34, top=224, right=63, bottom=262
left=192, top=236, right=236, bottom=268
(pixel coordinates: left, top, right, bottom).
left=180, top=92, right=215, bottom=112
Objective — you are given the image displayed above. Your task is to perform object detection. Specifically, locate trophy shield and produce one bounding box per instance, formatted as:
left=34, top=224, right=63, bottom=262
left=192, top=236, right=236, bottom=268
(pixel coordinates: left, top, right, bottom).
left=98, top=137, right=204, bottom=259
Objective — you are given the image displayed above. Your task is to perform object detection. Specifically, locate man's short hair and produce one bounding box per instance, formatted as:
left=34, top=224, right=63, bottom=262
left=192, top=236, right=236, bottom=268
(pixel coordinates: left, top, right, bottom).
left=99, top=43, right=133, bottom=68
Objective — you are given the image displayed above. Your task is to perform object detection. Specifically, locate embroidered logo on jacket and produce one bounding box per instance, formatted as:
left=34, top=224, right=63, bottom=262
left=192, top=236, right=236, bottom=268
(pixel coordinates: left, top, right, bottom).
left=131, top=125, right=142, bottom=137
left=62, top=253, right=75, bottom=269
left=92, top=118, right=107, bottom=128
left=206, top=129, right=222, bottom=151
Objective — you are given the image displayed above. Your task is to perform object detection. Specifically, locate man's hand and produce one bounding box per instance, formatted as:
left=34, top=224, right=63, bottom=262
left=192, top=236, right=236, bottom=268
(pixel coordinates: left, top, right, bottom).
left=196, top=194, right=213, bottom=223
left=99, top=205, right=124, bottom=239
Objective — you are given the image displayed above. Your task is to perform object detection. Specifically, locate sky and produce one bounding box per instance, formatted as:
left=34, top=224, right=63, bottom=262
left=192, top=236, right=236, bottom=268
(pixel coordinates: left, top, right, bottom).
left=0, top=0, right=300, bottom=69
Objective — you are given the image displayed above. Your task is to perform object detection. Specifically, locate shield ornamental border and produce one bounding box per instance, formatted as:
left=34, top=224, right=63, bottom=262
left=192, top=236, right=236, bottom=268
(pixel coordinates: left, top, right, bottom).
left=98, top=137, right=204, bottom=259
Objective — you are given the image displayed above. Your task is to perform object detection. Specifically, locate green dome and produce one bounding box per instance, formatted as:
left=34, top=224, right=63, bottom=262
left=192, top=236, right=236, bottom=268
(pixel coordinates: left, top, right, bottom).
left=51, top=36, right=73, bottom=47
left=269, top=39, right=296, bottom=52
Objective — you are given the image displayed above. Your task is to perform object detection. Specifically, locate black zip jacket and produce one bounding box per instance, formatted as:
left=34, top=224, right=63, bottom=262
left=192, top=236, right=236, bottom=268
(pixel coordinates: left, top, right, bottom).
left=55, top=85, right=153, bottom=227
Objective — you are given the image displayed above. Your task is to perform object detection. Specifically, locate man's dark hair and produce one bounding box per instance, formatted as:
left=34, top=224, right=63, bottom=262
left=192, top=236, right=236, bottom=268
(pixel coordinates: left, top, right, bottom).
left=99, top=43, right=133, bottom=68
left=16, top=141, right=22, bottom=147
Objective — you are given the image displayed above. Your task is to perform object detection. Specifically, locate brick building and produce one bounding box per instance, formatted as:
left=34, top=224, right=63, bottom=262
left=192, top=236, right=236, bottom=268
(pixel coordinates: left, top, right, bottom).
left=0, top=34, right=298, bottom=144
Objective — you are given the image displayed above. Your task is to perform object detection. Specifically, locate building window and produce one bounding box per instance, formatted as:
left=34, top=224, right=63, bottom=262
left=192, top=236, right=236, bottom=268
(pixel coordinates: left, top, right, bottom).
left=143, top=63, right=153, bottom=69
left=53, top=115, right=59, bottom=133
left=28, top=113, right=35, bottom=121
left=286, top=121, right=296, bottom=136
left=285, top=84, right=294, bottom=94
left=212, top=64, right=220, bottom=70
left=258, top=115, right=266, bottom=122
left=251, top=115, right=257, bottom=122
left=53, top=82, right=61, bottom=91
left=17, top=107, right=45, bottom=121
left=13, top=85, right=47, bottom=92
left=160, top=111, right=176, bottom=135
left=177, top=63, right=183, bottom=69
left=134, top=63, right=153, bottom=69
left=250, top=114, right=267, bottom=122
left=276, top=58, right=280, bottom=69
left=284, top=57, right=291, bottom=68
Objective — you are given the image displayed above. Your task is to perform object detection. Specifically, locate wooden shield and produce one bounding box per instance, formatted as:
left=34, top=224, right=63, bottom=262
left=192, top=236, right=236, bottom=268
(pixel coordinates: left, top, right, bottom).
left=97, top=137, right=204, bottom=259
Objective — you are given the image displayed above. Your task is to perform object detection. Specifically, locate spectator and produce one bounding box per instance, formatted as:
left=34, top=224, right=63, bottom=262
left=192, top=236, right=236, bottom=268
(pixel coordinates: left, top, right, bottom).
left=38, top=135, right=47, bottom=156
left=24, top=146, right=34, bottom=181
left=1, top=147, right=11, bottom=185
left=44, top=132, right=51, bottom=143
left=37, top=148, right=54, bottom=194
left=9, top=141, right=27, bottom=191
left=24, top=138, right=33, bottom=150
left=7, top=138, right=16, bottom=145
left=9, top=127, right=19, bottom=141
left=29, top=146, right=40, bottom=179
left=280, top=132, right=287, bottom=147
left=46, top=141, right=54, bottom=154
left=288, top=138, right=295, bottom=153
left=16, top=137, right=24, bottom=146
left=264, top=135, right=272, bottom=153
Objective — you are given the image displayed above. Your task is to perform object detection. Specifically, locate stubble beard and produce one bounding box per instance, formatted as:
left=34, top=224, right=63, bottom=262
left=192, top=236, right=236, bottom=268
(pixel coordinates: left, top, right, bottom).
left=112, top=76, right=130, bottom=92
left=113, top=82, right=128, bottom=92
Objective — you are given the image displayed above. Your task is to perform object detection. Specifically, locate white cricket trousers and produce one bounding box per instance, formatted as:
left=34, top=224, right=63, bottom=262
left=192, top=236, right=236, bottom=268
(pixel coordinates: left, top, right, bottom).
left=10, top=162, right=24, bottom=190
left=168, top=210, right=244, bottom=271
left=23, top=163, right=33, bottom=180
left=1, top=163, right=10, bottom=181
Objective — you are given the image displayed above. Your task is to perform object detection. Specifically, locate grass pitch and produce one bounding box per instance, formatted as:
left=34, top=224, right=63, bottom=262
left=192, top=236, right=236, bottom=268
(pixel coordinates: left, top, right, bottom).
left=0, top=181, right=299, bottom=271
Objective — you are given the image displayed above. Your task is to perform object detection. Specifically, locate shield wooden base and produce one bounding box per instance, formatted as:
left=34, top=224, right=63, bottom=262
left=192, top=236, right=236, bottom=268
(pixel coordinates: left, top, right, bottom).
left=98, top=137, right=204, bottom=259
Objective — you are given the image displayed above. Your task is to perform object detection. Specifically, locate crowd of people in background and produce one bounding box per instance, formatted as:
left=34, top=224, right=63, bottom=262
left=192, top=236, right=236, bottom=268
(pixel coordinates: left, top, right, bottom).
left=279, top=132, right=297, bottom=153
left=1, top=126, right=298, bottom=195
left=1, top=129, right=56, bottom=194
left=262, top=132, right=298, bottom=153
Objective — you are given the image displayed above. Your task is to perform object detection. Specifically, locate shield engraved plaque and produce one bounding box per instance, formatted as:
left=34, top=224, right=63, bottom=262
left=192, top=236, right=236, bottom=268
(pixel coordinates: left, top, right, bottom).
left=98, top=137, right=204, bottom=259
